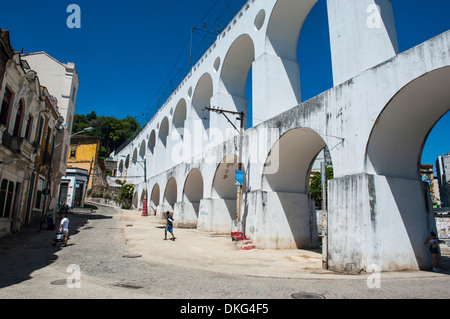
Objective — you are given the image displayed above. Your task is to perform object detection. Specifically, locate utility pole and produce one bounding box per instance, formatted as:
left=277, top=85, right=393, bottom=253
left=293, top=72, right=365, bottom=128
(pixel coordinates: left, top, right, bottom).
left=205, top=107, right=245, bottom=240
left=321, top=161, right=328, bottom=270
left=141, top=158, right=148, bottom=216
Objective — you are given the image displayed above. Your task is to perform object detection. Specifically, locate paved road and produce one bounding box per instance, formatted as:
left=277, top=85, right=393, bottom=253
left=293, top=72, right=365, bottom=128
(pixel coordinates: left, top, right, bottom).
left=0, top=203, right=449, bottom=301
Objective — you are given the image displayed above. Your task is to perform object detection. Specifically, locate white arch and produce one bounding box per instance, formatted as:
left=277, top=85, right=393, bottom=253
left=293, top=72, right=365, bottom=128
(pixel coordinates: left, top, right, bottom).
left=365, top=66, right=450, bottom=180
left=163, top=177, right=177, bottom=210
left=173, top=99, right=187, bottom=139
left=262, top=127, right=327, bottom=193
left=158, top=117, right=170, bottom=147
left=266, top=0, right=318, bottom=60
left=192, top=73, right=213, bottom=134
left=183, top=168, right=204, bottom=216
left=220, top=34, right=255, bottom=98
left=148, top=130, right=156, bottom=154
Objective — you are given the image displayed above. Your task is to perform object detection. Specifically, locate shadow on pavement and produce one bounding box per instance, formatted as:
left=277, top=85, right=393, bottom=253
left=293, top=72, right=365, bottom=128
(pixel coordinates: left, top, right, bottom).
left=0, top=208, right=112, bottom=289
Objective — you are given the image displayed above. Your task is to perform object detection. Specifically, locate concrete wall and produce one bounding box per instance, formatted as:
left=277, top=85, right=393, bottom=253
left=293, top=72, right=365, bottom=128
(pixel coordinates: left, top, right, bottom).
left=114, top=0, right=450, bottom=272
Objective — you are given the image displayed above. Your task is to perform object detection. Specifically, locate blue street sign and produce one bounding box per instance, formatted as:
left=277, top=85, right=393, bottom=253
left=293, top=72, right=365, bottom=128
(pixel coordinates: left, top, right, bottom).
left=235, top=170, right=245, bottom=186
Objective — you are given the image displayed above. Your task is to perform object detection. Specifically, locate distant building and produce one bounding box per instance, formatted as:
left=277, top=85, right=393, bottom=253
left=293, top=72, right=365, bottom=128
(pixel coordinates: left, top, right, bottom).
left=436, top=154, right=450, bottom=207
left=421, top=164, right=442, bottom=207
left=61, top=135, right=100, bottom=208
left=59, top=168, right=89, bottom=209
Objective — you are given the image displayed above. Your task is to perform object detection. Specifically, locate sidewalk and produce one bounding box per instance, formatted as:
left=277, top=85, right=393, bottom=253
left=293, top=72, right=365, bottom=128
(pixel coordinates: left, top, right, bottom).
left=119, top=207, right=449, bottom=280
left=121, top=209, right=325, bottom=279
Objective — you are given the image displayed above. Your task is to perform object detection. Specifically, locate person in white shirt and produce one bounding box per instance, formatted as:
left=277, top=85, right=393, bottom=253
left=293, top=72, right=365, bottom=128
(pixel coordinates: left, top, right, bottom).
left=59, top=214, right=70, bottom=247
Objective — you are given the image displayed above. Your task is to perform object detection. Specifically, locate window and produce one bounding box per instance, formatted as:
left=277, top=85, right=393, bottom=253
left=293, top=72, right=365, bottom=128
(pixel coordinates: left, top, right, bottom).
left=13, top=99, right=24, bottom=137
left=35, top=178, right=44, bottom=209
left=0, top=180, right=7, bottom=217
left=36, top=117, right=44, bottom=145
left=70, top=147, right=77, bottom=158
left=1, top=87, right=13, bottom=126
left=71, top=87, right=77, bottom=103
left=0, top=180, right=14, bottom=218
left=25, top=115, right=33, bottom=141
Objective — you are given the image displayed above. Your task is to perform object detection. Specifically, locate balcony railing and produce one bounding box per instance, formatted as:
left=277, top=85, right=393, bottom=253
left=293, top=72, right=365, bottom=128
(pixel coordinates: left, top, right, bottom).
left=1, top=131, right=33, bottom=160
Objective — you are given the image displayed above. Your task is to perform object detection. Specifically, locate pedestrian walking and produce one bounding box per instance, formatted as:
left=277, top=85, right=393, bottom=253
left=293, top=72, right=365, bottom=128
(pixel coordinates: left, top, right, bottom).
left=58, top=202, right=69, bottom=219
left=58, top=214, right=70, bottom=247
left=164, top=211, right=176, bottom=241
left=424, top=232, right=442, bottom=272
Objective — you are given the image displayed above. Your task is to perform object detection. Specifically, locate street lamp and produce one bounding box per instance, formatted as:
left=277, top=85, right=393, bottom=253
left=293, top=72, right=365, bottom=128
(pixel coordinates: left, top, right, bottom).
left=54, top=127, right=94, bottom=149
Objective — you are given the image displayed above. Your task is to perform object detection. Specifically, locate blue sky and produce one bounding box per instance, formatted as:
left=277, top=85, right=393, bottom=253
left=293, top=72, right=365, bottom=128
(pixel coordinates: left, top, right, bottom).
left=0, top=0, right=449, bottom=166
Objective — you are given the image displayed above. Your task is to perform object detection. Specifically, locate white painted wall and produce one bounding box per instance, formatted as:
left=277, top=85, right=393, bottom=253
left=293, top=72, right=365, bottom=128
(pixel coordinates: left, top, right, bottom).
left=113, top=0, right=450, bottom=272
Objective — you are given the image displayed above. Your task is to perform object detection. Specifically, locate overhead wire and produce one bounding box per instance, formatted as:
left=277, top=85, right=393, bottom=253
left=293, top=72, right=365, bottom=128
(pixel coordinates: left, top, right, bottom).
left=134, top=0, right=249, bottom=126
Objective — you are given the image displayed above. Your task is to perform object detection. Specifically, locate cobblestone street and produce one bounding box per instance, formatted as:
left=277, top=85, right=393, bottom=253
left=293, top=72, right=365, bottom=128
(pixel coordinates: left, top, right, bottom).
left=0, top=203, right=449, bottom=301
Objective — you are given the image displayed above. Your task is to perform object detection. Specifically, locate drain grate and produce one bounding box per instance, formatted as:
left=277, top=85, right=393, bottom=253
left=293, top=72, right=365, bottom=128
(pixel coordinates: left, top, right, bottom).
left=291, top=292, right=326, bottom=299
left=50, top=279, right=68, bottom=286
left=112, top=282, right=144, bottom=289
left=122, top=254, right=142, bottom=258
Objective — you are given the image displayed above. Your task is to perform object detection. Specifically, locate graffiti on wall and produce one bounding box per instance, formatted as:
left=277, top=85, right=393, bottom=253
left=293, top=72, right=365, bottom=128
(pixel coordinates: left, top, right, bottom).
left=436, top=217, right=450, bottom=239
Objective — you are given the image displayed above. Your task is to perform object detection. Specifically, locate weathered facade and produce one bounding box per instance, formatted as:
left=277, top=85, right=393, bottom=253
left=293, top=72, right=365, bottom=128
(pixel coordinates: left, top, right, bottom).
left=114, top=0, right=450, bottom=272
left=0, top=53, right=61, bottom=235
left=0, top=30, right=14, bottom=90
left=0, top=32, right=70, bottom=237
left=21, top=52, right=79, bottom=214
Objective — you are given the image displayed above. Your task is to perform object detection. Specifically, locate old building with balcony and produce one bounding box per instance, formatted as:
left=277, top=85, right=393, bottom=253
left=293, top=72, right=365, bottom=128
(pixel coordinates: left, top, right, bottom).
left=0, top=53, right=41, bottom=237
left=0, top=31, right=66, bottom=237
left=22, top=52, right=79, bottom=215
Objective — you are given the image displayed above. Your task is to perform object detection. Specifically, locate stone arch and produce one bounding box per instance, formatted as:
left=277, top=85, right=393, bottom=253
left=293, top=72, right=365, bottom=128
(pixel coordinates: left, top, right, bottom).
left=365, top=66, right=450, bottom=180
left=118, top=160, right=124, bottom=176
left=125, top=154, right=130, bottom=169
left=333, top=66, right=450, bottom=271
left=132, top=148, right=138, bottom=163
left=258, top=127, right=329, bottom=249
left=297, top=0, right=333, bottom=102
left=266, top=0, right=318, bottom=61
left=192, top=73, right=213, bottom=136
left=150, top=183, right=160, bottom=213
left=211, top=154, right=239, bottom=221
left=149, top=130, right=156, bottom=154
left=173, top=99, right=187, bottom=139
left=220, top=34, right=255, bottom=129
left=139, top=140, right=146, bottom=159
left=220, top=34, right=255, bottom=98
left=163, top=177, right=177, bottom=210
left=183, top=168, right=204, bottom=216
left=158, top=117, right=170, bottom=147
left=132, top=191, right=139, bottom=209
left=262, top=128, right=327, bottom=194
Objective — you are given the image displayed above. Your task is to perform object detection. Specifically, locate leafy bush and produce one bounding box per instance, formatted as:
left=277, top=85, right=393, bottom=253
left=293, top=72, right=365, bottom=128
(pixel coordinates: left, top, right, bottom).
left=118, top=184, right=134, bottom=209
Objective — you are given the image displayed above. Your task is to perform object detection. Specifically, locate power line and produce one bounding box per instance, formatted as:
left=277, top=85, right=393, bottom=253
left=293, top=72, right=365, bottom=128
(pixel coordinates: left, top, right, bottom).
left=134, top=0, right=248, bottom=125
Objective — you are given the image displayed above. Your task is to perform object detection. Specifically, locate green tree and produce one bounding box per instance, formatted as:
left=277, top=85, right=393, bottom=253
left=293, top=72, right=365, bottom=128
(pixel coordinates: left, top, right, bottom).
left=72, top=113, right=141, bottom=158
left=119, top=184, right=135, bottom=210
left=310, top=166, right=334, bottom=209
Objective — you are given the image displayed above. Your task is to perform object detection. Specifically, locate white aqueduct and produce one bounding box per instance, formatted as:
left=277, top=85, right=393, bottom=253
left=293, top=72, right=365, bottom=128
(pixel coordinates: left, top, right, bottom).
left=114, top=0, right=450, bottom=273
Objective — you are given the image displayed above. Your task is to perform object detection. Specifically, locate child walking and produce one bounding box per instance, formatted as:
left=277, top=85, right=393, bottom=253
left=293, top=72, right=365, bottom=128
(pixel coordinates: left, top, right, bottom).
left=164, top=211, right=176, bottom=241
